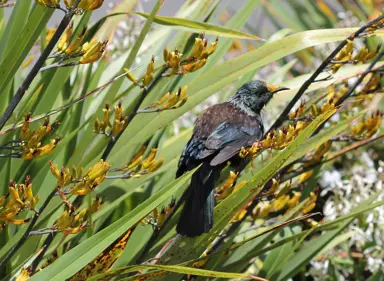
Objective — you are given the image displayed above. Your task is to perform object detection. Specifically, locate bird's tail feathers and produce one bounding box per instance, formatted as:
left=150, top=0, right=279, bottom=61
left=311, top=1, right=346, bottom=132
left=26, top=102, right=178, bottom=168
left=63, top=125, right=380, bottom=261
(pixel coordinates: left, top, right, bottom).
left=176, top=163, right=220, bottom=237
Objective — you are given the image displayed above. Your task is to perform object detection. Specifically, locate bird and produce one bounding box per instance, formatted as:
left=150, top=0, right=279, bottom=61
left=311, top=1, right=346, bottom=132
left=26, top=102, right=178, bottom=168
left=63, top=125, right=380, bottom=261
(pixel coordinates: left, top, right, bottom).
left=175, top=80, right=289, bottom=237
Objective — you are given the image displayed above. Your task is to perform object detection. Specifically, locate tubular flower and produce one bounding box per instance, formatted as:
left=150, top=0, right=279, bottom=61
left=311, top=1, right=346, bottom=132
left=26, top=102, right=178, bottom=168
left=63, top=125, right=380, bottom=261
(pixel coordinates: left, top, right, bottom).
left=50, top=161, right=72, bottom=187
left=57, top=22, right=74, bottom=53
left=70, top=160, right=110, bottom=195
left=36, top=0, right=60, bottom=8
left=265, top=178, right=280, bottom=196
left=289, top=103, right=305, bottom=120
left=0, top=177, right=39, bottom=229
left=308, top=140, right=332, bottom=164
left=79, top=39, right=108, bottom=64
left=359, top=73, right=382, bottom=95
left=124, top=68, right=138, bottom=85
left=331, top=40, right=354, bottom=73
left=120, top=147, right=164, bottom=177
left=216, top=171, right=238, bottom=200
left=302, top=192, right=317, bottom=214
left=163, top=34, right=218, bottom=76
left=65, top=27, right=87, bottom=56
left=53, top=197, right=102, bottom=235
left=143, top=56, right=155, bottom=86
left=327, top=84, right=348, bottom=104
left=15, top=267, right=31, bottom=281
left=94, top=102, right=128, bottom=137
left=138, top=86, right=188, bottom=113
left=45, top=28, right=56, bottom=44
left=353, top=46, right=377, bottom=63
left=251, top=191, right=304, bottom=220
left=351, top=111, right=383, bottom=138
left=64, top=0, right=104, bottom=11
left=20, top=116, right=60, bottom=160
left=180, top=34, right=218, bottom=75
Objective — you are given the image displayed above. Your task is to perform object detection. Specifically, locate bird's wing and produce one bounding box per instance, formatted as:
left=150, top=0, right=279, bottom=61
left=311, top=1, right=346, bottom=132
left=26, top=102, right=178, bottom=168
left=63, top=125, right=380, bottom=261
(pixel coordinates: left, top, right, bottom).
left=206, top=121, right=263, bottom=166
left=176, top=138, right=205, bottom=178
left=176, top=102, right=264, bottom=175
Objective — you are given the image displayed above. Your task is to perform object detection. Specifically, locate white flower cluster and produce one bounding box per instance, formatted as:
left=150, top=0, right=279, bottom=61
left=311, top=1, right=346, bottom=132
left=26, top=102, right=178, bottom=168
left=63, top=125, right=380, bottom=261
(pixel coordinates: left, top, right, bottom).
left=310, top=153, right=384, bottom=279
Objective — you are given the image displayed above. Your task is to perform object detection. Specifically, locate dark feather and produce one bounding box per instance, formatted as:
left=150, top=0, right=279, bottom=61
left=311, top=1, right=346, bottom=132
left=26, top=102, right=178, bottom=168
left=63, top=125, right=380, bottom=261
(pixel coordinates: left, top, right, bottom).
left=176, top=162, right=222, bottom=237
left=176, top=94, right=267, bottom=237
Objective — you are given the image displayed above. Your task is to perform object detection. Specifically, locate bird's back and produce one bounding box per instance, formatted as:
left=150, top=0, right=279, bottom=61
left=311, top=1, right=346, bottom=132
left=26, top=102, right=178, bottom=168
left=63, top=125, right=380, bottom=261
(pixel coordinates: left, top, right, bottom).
left=176, top=102, right=264, bottom=177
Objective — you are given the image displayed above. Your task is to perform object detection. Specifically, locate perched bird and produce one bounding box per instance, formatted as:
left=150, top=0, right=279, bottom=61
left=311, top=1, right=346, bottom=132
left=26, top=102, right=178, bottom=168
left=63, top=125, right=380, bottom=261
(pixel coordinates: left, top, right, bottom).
left=175, top=80, right=289, bottom=237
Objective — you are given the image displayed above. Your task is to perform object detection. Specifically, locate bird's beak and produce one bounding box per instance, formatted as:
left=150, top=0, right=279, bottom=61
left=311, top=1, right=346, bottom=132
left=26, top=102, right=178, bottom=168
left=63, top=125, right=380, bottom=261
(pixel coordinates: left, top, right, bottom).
left=267, top=85, right=290, bottom=95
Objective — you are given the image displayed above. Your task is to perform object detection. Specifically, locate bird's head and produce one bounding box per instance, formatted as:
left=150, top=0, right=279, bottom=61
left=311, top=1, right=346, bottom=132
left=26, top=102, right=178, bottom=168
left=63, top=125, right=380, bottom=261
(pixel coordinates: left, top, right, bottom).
left=229, top=80, right=289, bottom=115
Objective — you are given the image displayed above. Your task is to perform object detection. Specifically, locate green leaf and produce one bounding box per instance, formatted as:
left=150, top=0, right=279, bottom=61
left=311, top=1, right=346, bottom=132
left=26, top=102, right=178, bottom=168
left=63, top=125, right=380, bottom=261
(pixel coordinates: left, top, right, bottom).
left=89, top=10, right=263, bottom=41
left=0, top=0, right=31, bottom=57
left=135, top=12, right=263, bottom=40
left=0, top=4, right=53, bottom=98
left=28, top=169, right=195, bottom=281
left=89, top=264, right=265, bottom=281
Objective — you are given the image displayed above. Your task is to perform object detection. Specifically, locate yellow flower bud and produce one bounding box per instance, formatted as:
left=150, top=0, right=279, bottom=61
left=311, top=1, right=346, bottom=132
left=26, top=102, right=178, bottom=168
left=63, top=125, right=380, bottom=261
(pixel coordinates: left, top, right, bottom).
left=271, top=195, right=290, bottom=212
left=143, top=73, right=154, bottom=86
left=266, top=178, right=279, bottom=195
left=192, top=38, right=204, bottom=58
left=162, top=92, right=179, bottom=109
left=65, top=27, right=87, bottom=56
left=182, top=59, right=208, bottom=73
left=311, top=104, right=319, bottom=117
left=146, top=56, right=155, bottom=75
left=54, top=210, right=74, bottom=231
left=127, top=155, right=143, bottom=170
left=9, top=186, right=24, bottom=206
left=299, top=170, right=313, bottom=183
left=50, top=161, right=61, bottom=179
left=111, top=117, right=126, bottom=137
left=148, top=158, right=164, bottom=172
left=142, top=149, right=158, bottom=169
left=206, top=37, right=218, bottom=56
left=216, top=171, right=238, bottom=200
left=163, top=47, right=169, bottom=63
left=168, top=50, right=181, bottom=70
left=33, top=138, right=60, bottom=158
left=85, top=160, right=110, bottom=181
left=239, top=147, right=248, bottom=158
left=124, top=68, right=138, bottom=85
left=262, top=132, right=273, bottom=149
left=287, top=192, right=301, bottom=209
left=58, top=23, right=73, bottom=53
left=79, top=39, right=108, bottom=64
left=274, top=129, right=286, bottom=148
